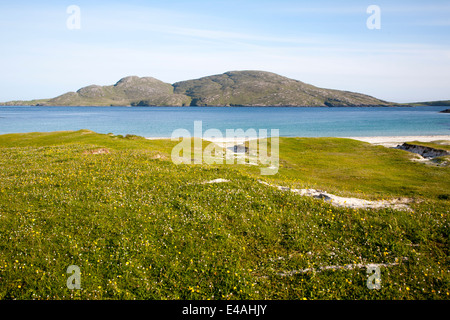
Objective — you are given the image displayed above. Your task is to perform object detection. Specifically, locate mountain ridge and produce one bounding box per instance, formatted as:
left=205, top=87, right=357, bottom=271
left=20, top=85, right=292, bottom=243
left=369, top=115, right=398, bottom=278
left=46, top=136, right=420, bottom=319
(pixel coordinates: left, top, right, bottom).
left=0, top=70, right=403, bottom=107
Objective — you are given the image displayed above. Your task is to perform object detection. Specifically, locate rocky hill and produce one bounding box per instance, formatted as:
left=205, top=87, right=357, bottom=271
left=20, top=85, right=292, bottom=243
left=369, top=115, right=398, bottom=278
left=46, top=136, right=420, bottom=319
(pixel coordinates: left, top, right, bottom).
left=42, top=76, right=191, bottom=107
left=0, top=70, right=397, bottom=107
left=174, top=70, right=392, bottom=107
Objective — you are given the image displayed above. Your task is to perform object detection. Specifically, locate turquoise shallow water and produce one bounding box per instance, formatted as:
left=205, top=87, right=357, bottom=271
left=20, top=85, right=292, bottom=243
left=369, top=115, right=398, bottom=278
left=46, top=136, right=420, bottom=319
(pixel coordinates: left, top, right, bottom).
left=0, top=106, right=448, bottom=137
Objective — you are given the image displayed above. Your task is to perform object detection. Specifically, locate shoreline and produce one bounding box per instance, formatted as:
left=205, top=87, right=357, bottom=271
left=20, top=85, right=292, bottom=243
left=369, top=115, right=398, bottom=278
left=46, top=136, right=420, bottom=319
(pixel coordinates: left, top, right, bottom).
left=342, top=135, right=450, bottom=147
left=146, top=135, right=450, bottom=147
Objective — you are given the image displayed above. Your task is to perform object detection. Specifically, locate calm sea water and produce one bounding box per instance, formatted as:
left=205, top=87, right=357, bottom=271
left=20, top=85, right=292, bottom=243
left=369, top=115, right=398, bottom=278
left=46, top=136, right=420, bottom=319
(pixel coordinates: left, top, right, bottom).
left=0, top=106, right=449, bottom=137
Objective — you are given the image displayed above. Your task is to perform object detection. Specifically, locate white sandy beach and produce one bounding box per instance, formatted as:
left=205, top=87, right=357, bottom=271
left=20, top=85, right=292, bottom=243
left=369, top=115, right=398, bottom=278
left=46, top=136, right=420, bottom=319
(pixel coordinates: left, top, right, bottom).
left=343, top=135, right=450, bottom=147
left=147, top=135, right=450, bottom=148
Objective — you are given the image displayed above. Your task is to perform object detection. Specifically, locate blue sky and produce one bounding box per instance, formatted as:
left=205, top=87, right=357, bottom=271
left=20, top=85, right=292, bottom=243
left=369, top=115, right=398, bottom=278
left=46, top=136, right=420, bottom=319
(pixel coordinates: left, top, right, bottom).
left=0, top=0, right=449, bottom=102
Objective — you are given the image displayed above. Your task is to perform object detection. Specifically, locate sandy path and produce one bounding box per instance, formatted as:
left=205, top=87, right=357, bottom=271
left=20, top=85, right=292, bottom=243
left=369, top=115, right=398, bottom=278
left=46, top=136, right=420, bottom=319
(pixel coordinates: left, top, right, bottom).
left=258, top=180, right=413, bottom=211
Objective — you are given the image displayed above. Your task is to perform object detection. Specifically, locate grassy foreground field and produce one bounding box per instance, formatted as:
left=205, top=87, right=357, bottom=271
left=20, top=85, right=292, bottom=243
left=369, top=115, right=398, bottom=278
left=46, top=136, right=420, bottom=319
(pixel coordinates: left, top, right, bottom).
left=0, top=130, right=448, bottom=300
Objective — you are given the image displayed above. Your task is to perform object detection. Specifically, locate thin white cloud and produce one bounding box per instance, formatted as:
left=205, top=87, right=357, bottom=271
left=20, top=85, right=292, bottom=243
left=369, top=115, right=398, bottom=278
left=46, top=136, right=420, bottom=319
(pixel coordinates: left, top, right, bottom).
left=382, top=4, right=450, bottom=13
left=415, top=20, right=450, bottom=26
left=259, top=5, right=366, bottom=15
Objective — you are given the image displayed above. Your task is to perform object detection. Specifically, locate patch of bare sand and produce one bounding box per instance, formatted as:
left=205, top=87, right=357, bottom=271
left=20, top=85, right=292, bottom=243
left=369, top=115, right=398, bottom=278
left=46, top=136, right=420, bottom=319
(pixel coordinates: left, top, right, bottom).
left=258, top=180, right=413, bottom=211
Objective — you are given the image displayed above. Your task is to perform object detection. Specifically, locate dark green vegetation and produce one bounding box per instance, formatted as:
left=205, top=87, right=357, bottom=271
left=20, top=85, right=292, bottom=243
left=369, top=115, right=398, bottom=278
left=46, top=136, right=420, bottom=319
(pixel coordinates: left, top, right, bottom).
left=0, top=71, right=395, bottom=107
left=0, top=130, right=448, bottom=299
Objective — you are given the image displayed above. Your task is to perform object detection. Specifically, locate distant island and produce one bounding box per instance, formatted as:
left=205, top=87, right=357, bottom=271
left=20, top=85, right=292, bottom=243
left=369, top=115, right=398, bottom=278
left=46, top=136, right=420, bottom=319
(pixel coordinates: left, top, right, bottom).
left=409, top=100, right=450, bottom=107
left=0, top=70, right=435, bottom=107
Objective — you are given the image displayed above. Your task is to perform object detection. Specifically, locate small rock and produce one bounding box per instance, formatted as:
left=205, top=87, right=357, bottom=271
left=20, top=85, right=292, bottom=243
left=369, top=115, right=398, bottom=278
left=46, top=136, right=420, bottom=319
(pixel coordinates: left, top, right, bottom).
left=82, top=148, right=110, bottom=155
left=204, top=178, right=230, bottom=184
